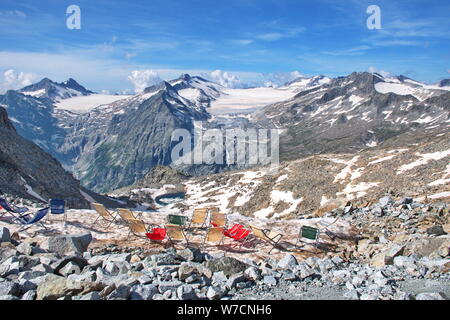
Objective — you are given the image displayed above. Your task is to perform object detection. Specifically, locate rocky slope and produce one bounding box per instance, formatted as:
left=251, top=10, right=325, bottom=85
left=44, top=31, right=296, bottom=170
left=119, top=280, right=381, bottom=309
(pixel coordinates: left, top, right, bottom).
left=0, top=107, right=143, bottom=209
left=181, top=125, right=450, bottom=219
left=0, top=107, right=89, bottom=208
left=0, top=192, right=448, bottom=300
left=253, top=72, right=449, bottom=160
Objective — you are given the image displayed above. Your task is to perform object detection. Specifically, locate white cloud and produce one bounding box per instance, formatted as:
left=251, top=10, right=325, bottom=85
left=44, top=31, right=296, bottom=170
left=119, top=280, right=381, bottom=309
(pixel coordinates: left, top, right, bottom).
left=257, top=32, right=285, bottom=41
left=202, top=70, right=243, bottom=88
left=368, top=66, right=391, bottom=78
left=127, top=70, right=163, bottom=93
left=232, top=39, right=253, bottom=45
left=0, top=10, right=26, bottom=18
left=0, top=69, right=38, bottom=94
left=256, top=27, right=306, bottom=42
left=260, top=71, right=304, bottom=87
left=202, top=70, right=305, bottom=88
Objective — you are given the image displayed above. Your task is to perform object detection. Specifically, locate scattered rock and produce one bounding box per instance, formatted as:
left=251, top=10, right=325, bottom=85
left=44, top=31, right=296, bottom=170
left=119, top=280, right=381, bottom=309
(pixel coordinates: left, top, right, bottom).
left=0, top=227, right=11, bottom=243
left=47, top=233, right=92, bottom=256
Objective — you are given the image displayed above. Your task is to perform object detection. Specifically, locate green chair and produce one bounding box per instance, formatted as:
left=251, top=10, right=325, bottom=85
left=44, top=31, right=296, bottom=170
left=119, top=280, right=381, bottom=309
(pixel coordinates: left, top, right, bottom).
left=295, top=226, right=320, bottom=248
left=167, top=214, right=188, bottom=226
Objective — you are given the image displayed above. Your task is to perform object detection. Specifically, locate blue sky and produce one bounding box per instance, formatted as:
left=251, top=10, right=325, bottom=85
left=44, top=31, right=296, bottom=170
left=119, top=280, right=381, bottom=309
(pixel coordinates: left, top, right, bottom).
left=0, top=0, right=449, bottom=93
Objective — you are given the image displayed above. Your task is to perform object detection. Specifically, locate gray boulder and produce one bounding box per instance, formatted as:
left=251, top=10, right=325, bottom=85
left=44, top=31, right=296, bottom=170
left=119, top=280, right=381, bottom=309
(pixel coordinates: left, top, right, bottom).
left=177, top=285, right=198, bottom=300
left=204, top=256, right=248, bottom=277
left=130, top=284, right=158, bottom=300
left=415, top=292, right=447, bottom=300
left=0, top=227, right=11, bottom=243
left=47, top=233, right=92, bottom=256
left=52, top=256, right=88, bottom=276
left=277, top=254, right=298, bottom=269
left=0, top=281, right=20, bottom=297
left=107, top=284, right=130, bottom=300
left=206, top=286, right=225, bottom=300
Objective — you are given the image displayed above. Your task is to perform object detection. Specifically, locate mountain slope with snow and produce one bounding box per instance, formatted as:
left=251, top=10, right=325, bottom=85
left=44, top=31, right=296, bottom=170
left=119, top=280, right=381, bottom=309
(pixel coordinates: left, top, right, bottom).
left=253, top=72, right=449, bottom=160
left=20, top=78, right=94, bottom=102
left=183, top=126, right=450, bottom=219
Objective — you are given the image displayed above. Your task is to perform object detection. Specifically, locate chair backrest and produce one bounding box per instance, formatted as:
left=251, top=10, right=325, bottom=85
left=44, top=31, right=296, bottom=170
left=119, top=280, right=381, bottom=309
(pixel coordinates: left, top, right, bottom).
left=50, top=199, right=66, bottom=214
left=209, top=207, right=220, bottom=214
left=205, top=227, right=224, bottom=243
left=226, top=224, right=243, bottom=235
left=118, top=208, right=135, bottom=221
left=91, top=203, right=112, bottom=218
left=0, top=198, right=14, bottom=212
left=128, top=219, right=147, bottom=234
left=192, top=208, right=208, bottom=224
left=165, top=224, right=186, bottom=241
left=24, top=207, right=50, bottom=225
left=250, top=225, right=281, bottom=242
left=250, top=225, right=268, bottom=241
left=224, top=224, right=243, bottom=238
left=232, top=227, right=250, bottom=240
left=167, top=214, right=187, bottom=226
left=301, top=226, right=319, bottom=240
left=211, top=212, right=226, bottom=227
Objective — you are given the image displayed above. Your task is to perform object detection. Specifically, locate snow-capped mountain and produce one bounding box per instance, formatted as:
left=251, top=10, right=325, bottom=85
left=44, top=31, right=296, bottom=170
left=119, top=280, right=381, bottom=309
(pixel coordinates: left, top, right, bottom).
left=61, top=80, right=211, bottom=192
left=1, top=72, right=449, bottom=194
left=437, top=78, right=450, bottom=88
left=281, top=75, right=332, bottom=92
left=373, top=73, right=450, bottom=101
left=253, top=72, right=449, bottom=160
left=168, top=74, right=224, bottom=109
left=19, top=77, right=94, bottom=102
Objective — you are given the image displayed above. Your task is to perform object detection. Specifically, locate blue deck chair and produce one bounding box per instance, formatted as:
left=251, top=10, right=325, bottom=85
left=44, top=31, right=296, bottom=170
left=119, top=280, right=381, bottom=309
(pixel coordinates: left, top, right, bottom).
left=0, top=197, right=29, bottom=222
left=49, top=199, right=66, bottom=222
left=18, top=207, right=50, bottom=231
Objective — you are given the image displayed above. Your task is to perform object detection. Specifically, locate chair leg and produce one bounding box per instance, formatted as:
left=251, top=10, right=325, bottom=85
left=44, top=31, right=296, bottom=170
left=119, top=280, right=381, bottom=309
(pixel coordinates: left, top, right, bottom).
left=92, top=215, right=101, bottom=227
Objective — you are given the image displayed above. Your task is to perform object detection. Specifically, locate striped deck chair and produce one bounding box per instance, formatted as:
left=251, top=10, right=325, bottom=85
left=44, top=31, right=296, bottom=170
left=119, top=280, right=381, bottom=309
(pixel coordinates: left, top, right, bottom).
left=18, top=207, right=50, bottom=231
left=210, top=212, right=227, bottom=228
left=165, top=224, right=189, bottom=246
left=91, top=203, right=121, bottom=228
left=202, top=227, right=225, bottom=249
left=117, top=208, right=143, bottom=223
left=126, top=218, right=151, bottom=238
left=188, top=208, right=208, bottom=230
left=0, top=198, right=29, bottom=222
left=126, top=219, right=166, bottom=247
left=224, top=224, right=251, bottom=248
left=208, top=207, right=220, bottom=215
left=249, top=225, right=283, bottom=254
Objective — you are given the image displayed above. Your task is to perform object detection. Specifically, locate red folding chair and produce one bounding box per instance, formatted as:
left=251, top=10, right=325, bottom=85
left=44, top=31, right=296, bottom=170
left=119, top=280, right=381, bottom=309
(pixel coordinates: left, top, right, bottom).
left=146, top=228, right=167, bottom=241
left=223, top=224, right=251, bottom=248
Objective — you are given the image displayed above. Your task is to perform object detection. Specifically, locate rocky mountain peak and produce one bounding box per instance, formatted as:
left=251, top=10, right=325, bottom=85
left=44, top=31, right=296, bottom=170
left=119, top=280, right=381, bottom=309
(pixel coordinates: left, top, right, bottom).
left=19, top=77, right=93, bottom=101
left=0, top=106, right=15, bottom=132
left=438, top=79, right=450, bottom=87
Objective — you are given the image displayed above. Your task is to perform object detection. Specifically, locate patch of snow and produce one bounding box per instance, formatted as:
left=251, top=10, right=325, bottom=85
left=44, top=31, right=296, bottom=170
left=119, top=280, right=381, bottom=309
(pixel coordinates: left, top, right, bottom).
left=397, top=149, right=450, bottom=174
left=54, top=94, right=131, bottom=114
left=368, top=155, right=397, bottom=165
left=209, top=87, right=297, bottom=115
left=24, top=184, right=46, bottom=202
left=333, top=156, right=360, bottom=183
